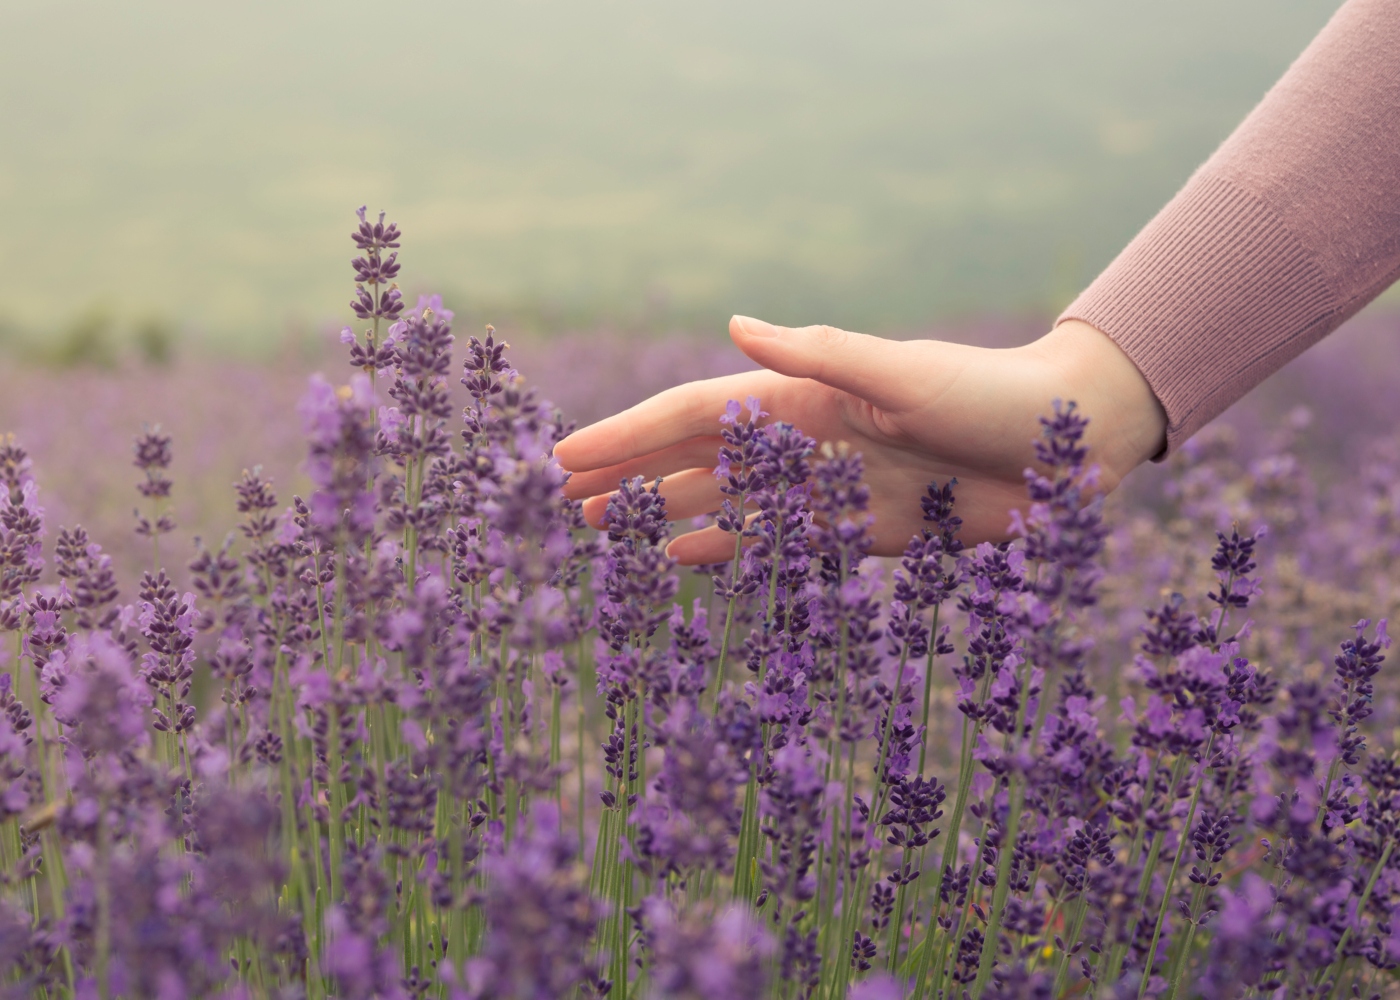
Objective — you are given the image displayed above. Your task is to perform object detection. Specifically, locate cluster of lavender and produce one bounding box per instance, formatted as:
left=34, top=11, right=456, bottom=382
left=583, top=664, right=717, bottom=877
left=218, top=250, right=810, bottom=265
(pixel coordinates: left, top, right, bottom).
left=0, top=209, right=1396, bottom=1000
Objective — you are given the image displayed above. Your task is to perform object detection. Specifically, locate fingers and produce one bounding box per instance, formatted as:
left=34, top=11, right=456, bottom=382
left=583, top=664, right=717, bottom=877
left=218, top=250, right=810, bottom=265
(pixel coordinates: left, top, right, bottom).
left=561, top=436, right=724, bottom=501
left=555, top=316, right=916, bottom=477
left=553, top=372, right=770, bottom=474
left=580, top=466, right=726, bottom=529
left=665, top=524, right=739, bottom=566
left=728, top=315, right=915, bottom=412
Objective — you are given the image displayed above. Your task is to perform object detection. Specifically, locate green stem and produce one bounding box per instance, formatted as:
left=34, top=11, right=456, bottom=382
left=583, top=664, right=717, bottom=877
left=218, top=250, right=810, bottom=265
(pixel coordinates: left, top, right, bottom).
left=734, top=518, right=786, bottom=902
left=971, top=637, right=1043, bottom=999
left=1164, top=882, right=1209, bottom=1000
left=709, top=502, right=747, bottom=707
left=913, top=689, right=986, bottom=998
left=1052, top=896, right=1089, bottom=996
left=551, top=680, right=563, bottom=817
left=1322, top=836, right=1395, bottom=997
left=1137, top=734, right=1216, bottom=999
left=916, top=605, right=942, bottom=778
left=96, top=788, right=112, bottom=1000
left=1103, top=752, right=1186, bottom=986
left=886, top=849, right=913, bottom=972
left=970, top=776, right=1025, bottom=997
left=326, top=704, right=346, bottom=904
left=826, top=741, right=861, bottom=1000
left=577, top=641, right=588, bottom=858
left=821, top=624, right=851, bottom=939
left=732, top=757, right=761, bottom=901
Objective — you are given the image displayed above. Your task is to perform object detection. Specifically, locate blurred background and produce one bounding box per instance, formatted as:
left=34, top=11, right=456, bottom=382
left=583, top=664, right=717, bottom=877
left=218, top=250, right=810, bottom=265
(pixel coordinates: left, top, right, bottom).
left=0, top=0, right=1371, bottom=351
left=6, top=0, right=1400, bottom=582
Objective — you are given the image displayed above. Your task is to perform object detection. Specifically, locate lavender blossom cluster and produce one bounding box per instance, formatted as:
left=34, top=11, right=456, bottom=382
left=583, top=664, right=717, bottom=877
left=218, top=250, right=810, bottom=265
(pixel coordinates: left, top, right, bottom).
left=0, top=209, right=1396, bottom=1000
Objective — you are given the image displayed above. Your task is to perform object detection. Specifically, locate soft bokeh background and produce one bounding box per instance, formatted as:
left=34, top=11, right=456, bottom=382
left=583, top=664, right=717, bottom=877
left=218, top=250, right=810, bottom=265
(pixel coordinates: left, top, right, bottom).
left=4, top=0, right=1398, bottom=586
left=0, top=0, right=1370, bottom=347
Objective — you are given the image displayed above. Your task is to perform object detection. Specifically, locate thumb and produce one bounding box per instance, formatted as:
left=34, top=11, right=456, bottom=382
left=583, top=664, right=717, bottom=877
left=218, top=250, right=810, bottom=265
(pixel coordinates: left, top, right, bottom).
left=729, top=315, right=912, bottom=410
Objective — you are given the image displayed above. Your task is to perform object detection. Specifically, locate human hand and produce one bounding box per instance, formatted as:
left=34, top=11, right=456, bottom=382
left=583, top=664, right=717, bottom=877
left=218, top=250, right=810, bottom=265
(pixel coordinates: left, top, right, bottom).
left=552, top=317, right=1166, bottom=564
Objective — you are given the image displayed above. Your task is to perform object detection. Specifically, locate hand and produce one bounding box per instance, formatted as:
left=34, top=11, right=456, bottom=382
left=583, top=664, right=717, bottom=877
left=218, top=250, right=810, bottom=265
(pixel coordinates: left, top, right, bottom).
left=553, top=316, right=1166, bottom=564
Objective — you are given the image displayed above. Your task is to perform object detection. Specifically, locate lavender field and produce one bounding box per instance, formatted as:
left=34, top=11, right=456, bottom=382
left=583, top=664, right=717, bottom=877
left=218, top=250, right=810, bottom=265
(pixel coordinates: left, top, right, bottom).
left=3, top=212, right=1400, bottom=1000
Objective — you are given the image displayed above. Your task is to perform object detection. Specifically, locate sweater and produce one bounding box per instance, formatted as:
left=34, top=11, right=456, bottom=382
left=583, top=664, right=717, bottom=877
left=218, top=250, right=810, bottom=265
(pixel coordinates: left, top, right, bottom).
left=1057, top=0, right=1400, bottom=455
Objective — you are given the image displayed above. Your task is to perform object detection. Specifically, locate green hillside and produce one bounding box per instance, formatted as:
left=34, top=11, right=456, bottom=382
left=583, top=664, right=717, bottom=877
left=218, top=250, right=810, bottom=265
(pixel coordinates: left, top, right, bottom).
left=0, top=0, right=1344, bottom=346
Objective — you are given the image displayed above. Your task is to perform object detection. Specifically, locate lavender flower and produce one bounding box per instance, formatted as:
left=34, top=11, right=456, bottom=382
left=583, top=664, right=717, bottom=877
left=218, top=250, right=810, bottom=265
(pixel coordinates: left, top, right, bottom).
left=0, top=437, right=43, bottom=630
left=759, top=743, right=824, bottom=927
left=54, top=526, right=119, bottom=630
left=50, top=631, right=150, bottom=756
left=299, top=372, right=378, bottom=542
left=634, top=703, right=743, bottom=880
left=131, top=426, right=176, bottom=548
left=466, top=804, right=603, bottom=999
left=641, top=897, right=773, bottom=1000
left=347, top=206, right=405, bottom=351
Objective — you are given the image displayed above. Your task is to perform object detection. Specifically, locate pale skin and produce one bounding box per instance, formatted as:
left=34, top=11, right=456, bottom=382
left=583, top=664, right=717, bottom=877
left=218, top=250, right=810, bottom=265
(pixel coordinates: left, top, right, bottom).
left=553, top=316, right=1167, bottom=565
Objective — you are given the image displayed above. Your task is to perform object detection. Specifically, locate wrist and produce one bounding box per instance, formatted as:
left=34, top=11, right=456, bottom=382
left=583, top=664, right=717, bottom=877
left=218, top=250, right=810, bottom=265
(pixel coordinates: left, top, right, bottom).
left=1021, top=319, right=1167, bottom=483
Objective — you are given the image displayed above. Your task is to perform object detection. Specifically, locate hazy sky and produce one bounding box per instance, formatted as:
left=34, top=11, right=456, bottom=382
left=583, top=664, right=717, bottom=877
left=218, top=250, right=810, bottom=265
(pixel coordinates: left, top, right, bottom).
left=0, top=0, right=1342, bottom=344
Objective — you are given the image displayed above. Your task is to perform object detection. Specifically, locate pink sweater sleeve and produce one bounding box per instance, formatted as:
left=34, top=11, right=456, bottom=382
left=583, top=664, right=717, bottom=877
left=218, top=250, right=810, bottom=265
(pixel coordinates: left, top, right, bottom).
left=1057, top=0, right=1400, bottom=454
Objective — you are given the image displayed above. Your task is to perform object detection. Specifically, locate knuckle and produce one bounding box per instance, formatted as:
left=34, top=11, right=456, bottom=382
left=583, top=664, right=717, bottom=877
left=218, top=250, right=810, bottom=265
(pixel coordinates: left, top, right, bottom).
left=670, top=382, right=705, bottom=421
left=812, top=325, right=848, bottom=350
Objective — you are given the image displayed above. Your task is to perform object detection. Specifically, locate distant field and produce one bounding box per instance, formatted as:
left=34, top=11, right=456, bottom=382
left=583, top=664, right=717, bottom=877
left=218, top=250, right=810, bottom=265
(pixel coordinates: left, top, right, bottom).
left=2, top=305, right=1397, bottom=587
left=0, top=0, right=1346, bottom=348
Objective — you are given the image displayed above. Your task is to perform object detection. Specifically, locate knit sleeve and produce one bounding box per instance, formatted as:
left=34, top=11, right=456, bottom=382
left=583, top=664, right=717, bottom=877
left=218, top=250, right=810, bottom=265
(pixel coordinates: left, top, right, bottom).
left=1057, top=0, right=1400, bottom=455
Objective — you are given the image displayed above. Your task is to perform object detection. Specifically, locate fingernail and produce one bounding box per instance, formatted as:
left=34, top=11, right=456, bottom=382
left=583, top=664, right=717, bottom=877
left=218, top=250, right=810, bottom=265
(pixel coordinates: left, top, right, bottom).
left=734, top=315, right=778, bottom=339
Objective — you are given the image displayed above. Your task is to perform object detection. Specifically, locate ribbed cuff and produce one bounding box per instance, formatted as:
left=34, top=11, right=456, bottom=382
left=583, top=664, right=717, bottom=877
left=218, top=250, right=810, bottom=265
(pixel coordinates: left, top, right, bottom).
left=1058, top=173, right=1338, bottom=456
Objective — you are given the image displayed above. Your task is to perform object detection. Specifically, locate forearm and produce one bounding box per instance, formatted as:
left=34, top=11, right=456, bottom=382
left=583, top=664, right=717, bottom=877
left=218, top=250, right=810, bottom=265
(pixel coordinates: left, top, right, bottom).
left=1059, top=0, right=1400, bottom=454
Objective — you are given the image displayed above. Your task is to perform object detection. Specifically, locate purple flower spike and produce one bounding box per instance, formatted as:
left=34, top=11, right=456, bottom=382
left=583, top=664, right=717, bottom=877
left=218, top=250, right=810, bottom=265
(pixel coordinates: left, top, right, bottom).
left=0, top=437, right=44, bottom=621
left=349, top=208, right=405, bottom=326
left=466, top=803, right=604, bottom=999
left=51, top=631, right=150, bottom=756
left=634, top=703, right=744, bottom=879
left=298, top=373, right=378, bottom=543
left=642, top=897, right=774, bottom=1000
